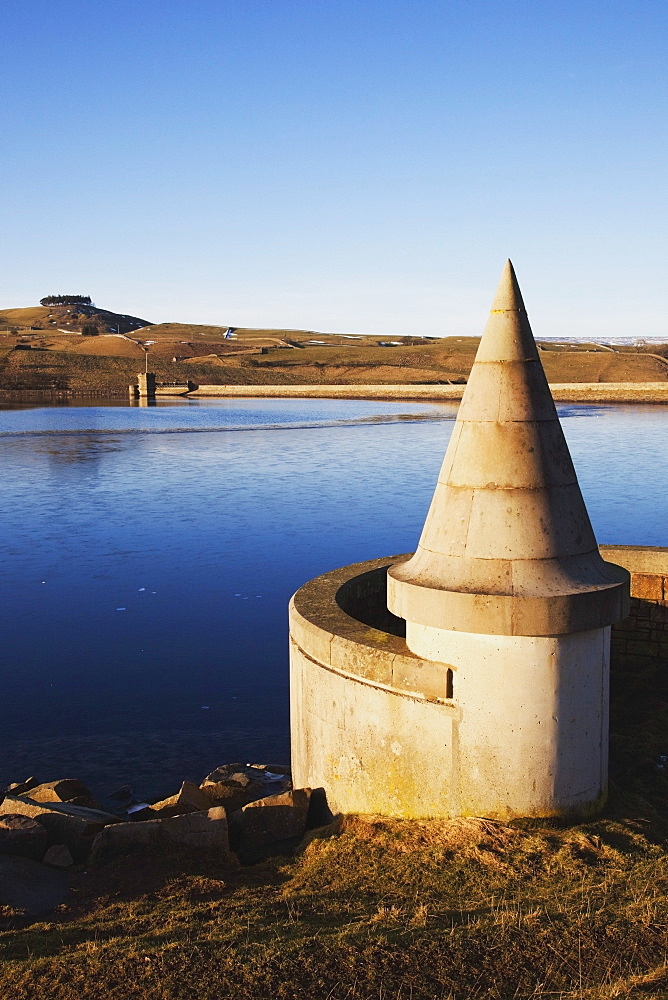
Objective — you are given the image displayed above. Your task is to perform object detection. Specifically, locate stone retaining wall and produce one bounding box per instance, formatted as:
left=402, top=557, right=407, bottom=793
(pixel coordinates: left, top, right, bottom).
left=601, top=546, right=668, bottom=668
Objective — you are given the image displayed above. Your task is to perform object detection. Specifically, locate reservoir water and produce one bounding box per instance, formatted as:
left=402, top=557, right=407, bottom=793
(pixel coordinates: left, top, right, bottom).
left=0, top=397, right=666, bottom=800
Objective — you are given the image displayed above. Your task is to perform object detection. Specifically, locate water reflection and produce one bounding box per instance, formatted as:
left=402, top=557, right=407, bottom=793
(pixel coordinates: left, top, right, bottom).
left=36, top=435, right=124, bottom=464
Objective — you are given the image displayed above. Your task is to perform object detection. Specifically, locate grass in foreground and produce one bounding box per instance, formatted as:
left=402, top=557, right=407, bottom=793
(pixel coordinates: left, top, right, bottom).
left=2, top=655, right=668, bottom=999
left=2, top=804, right=668, bottom=999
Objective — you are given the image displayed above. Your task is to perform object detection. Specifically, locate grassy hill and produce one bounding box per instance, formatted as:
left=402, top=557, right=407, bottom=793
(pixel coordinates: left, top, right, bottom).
left=0, top=304, right=149, bottom=337
left=0, top=307, right=666, bottom=394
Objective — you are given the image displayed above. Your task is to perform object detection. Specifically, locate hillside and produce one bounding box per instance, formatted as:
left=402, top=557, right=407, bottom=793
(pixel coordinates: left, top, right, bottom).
left=0, top=303, right=149, bottom=337
left=0, top=307, right=666, bottom=394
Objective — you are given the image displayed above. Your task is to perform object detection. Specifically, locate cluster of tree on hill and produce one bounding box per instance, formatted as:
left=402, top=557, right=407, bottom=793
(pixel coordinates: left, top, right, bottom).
left=39, top=295, right=93, bottom=307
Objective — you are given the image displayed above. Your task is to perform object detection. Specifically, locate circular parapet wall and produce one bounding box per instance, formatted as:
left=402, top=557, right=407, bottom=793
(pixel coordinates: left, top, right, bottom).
left=290, top=555, right=611, bottom=820
left=290, top=556, right=460, bottom=819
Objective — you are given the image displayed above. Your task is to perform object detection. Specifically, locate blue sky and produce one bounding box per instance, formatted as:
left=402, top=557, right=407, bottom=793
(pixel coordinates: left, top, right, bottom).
left=1, top=1, right=666, bottom=337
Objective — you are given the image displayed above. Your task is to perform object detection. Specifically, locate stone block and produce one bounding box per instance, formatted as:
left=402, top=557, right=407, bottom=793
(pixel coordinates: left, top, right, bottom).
left=91, top=808, right=232, bottom=862
left=631, top=574, right=664, bottom=601
left=199, top=780, right=265, bottom=813
left=627, top=640, right=660, bottom=657
left=0, top=814, right=48, bottom=861
left=391, top=654, right=449, bottom=702
left=159, top=808, right=232, bottom=859
left=0, top=795, right=120, bottom=862
left=90, top=819, right=161, bottom=859
left=329, top=633, right=394, bottom=685
left=230, top=788, right=312, bottom=852
left=26, top=779, right=101, bottom=811
left=43, top=844, right=74, bottom=868
left=150, top=780, right=211, bottom=817
left=6, top=778, right=39, bottom=796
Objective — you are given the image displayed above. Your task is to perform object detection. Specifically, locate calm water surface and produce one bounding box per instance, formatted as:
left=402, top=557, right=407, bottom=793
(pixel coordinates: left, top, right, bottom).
left=0, top=398, right=666, bottom=800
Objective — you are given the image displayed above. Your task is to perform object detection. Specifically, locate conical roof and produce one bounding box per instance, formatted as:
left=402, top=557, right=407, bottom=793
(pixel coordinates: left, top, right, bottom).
left=387, top=261, right=629, bottom=636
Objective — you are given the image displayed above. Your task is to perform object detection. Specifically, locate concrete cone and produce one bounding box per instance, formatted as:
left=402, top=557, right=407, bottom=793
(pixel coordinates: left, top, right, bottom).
left=387, top=261, right=629, bottom=636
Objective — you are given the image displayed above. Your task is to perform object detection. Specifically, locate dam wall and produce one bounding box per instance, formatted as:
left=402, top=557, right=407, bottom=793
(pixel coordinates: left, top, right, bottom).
left=191, top=383, right=668, bottom=403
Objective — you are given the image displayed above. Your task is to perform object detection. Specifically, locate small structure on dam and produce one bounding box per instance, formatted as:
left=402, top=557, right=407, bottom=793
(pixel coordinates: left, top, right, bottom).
left=289, top=261, right=631, bottom=819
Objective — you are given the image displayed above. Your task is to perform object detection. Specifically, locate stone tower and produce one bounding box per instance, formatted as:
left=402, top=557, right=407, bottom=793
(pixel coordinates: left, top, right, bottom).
left=290, top=261, right=629, bottom=819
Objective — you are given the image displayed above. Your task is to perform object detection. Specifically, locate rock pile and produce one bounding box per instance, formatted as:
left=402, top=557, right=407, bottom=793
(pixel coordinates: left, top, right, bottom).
left=0, top=763, right=333, bottom=915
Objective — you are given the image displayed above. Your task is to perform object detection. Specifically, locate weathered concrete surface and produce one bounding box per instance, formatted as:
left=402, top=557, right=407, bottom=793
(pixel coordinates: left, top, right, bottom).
left=387, top=261, right=629, bottom=636
left=291, top=638, right=459, bottom=818
left=601, top=546, right=668, bottom=572
left=290, top=557, right=609, bottom=818
left=189, top=382, right=668, bottom=402
left=406, top=623, right=610, bottom=817
left=291, top=559, right=461, bottom=818
left=137, top=372, right=156, bottom=398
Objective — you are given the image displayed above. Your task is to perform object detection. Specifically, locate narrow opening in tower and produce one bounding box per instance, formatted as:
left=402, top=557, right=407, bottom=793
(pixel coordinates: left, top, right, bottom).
left=446, top=668, right=454, bottom=700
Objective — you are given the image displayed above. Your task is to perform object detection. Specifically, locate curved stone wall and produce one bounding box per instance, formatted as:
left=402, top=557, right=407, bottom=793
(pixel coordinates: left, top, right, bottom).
left=290, top=546, right=668, bottom=820
left=290, top=557, right=460, bottom=818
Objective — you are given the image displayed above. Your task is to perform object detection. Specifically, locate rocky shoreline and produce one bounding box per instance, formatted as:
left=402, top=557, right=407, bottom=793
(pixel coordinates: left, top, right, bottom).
left=0, top=765, right=331, bottom=917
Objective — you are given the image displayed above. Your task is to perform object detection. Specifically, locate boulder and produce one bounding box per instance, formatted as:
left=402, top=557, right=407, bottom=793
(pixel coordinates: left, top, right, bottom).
left=90, top=819, right=161, bottom=859
left=204, top=763, right=247, bottom=783
left=0, top=856, right=69, bottom=915
left=6, top=778, right=39, bottom=796
left=230, top=788, right=312, bottom=854
left=91, top=807, right=233, bottom=862
left=0, top=814, right=48, bottom=861
left=43, top=845, right=74, bottom=868
left=0, top=795, right=120, bottom=862
left=149, top=780, right=211, bottom=817
left=159, top=808, right=233, bottom=859
left=25, top=779, right=101, bottom=810
left=199, top=778, right=269, bottom=814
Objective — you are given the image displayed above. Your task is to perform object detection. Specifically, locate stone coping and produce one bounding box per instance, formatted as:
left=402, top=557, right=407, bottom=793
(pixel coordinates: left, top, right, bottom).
left=600, top=545, right=668, bottom=604
left=289, top=555, right=454, bottom=705
left=291, top=546, right=667, bottom=700
left=599, top=545, right=668, bottom=576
